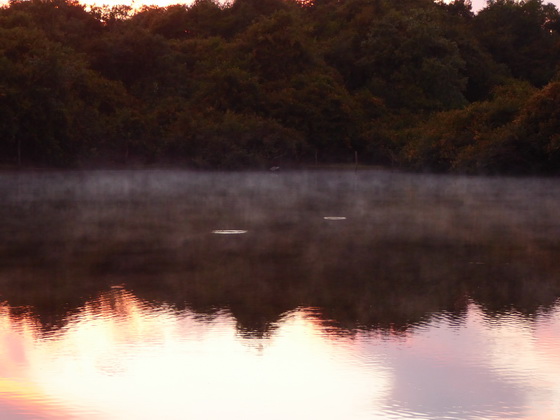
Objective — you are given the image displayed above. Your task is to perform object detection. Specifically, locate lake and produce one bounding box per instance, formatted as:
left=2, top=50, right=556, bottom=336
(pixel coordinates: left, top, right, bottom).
left=0, top=169, right=559, bottom=419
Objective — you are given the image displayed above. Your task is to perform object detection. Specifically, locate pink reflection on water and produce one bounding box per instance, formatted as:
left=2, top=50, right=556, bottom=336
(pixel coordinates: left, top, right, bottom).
left=0, top=293, right=559, bottom=419
left=0, top=291, right=389, bottom=420
left=351, top=301, right=560, bottom=419
left=0, top=307, right=80, bottom=420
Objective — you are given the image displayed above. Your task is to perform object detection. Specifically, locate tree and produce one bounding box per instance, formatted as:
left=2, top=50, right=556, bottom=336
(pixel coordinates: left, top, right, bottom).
left=474, top=0, right=560, bottom=86
left=88, top=25, right=169, bottom=90
left=266, top=71, right=359, bottom=162
left=358, top=7, right=467, bottom=111
left=511, top=81, right=560, bottom=172
left=235, top=9, right=315, bottom=81
left=3, top=0, right=102, bottom=51
left=401, top=80, right=537, bottom=173
left=0, top=21, right=129, bottom=166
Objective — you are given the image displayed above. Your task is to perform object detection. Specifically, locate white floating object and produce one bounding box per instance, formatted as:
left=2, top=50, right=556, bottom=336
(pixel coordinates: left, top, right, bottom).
left=323, top=217, right=347, bottom=220
left=212, top=230, right=248, bottom=234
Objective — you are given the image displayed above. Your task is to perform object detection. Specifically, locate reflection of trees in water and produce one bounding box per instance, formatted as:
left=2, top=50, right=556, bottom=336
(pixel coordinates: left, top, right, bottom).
left=2, top=171, right=560, bottom=337
left=2, top=233, right=559, bottom=338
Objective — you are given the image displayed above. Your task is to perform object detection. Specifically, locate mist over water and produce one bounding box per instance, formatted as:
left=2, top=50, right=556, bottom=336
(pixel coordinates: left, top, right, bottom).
left=1, top=169, right=560, bottom=419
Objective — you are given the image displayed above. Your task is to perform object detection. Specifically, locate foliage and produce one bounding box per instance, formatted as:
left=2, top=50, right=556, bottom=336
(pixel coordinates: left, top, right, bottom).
left=1, top=0, right=560, bottom=173
left=0, top=23, right=127, bottom=165
left=169, top=110, right=307, bottom=168
left=474, top=0, right=560, bottom=86
left=358, top=6, right=468, bottom=110
left=402, top=80, right=538, bottom=173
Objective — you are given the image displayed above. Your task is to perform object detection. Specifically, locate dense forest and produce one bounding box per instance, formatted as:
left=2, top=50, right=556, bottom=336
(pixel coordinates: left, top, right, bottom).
left=1, top=0, right=560, bottom=173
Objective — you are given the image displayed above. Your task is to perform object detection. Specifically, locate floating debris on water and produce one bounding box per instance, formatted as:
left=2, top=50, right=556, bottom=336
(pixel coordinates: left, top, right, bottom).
left=323, top=217, right=347, bottom=220
left=212, top=230, right=248, bottom=234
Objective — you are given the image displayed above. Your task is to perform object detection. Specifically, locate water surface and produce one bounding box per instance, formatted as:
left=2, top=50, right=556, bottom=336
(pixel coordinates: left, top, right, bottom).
left=1, top=169, right=559, bottom=419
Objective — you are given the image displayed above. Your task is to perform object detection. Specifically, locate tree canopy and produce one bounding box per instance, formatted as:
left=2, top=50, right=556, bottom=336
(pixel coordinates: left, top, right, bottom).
left=1, top=0, right=560, bottom=173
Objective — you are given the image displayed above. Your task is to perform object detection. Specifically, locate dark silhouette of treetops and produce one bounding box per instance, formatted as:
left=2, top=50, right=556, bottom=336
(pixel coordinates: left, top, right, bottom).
left=1, top=0, right=560, bottom=173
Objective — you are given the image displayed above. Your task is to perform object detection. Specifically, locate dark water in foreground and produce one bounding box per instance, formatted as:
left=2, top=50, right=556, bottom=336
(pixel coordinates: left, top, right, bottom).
left=0, top=169, right=559, bottom=419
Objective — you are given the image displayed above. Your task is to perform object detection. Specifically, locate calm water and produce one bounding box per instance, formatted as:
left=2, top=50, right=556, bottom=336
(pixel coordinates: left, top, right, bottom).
left=1, top=169, right=560, bottom=419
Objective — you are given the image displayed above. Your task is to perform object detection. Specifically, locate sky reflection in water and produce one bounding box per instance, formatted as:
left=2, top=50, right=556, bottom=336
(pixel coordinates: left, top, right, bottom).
left=2, top=169, right=560, bottom=419
left=0, top=289, right=559, bottom=420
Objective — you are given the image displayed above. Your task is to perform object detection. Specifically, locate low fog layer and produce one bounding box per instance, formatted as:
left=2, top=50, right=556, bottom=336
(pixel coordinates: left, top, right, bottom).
left=1, top=169, right=560, bottom=334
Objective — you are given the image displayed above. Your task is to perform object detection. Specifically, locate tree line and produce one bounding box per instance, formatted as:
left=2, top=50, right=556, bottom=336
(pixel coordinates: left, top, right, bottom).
left=1, top=0, right=560, bottom=173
